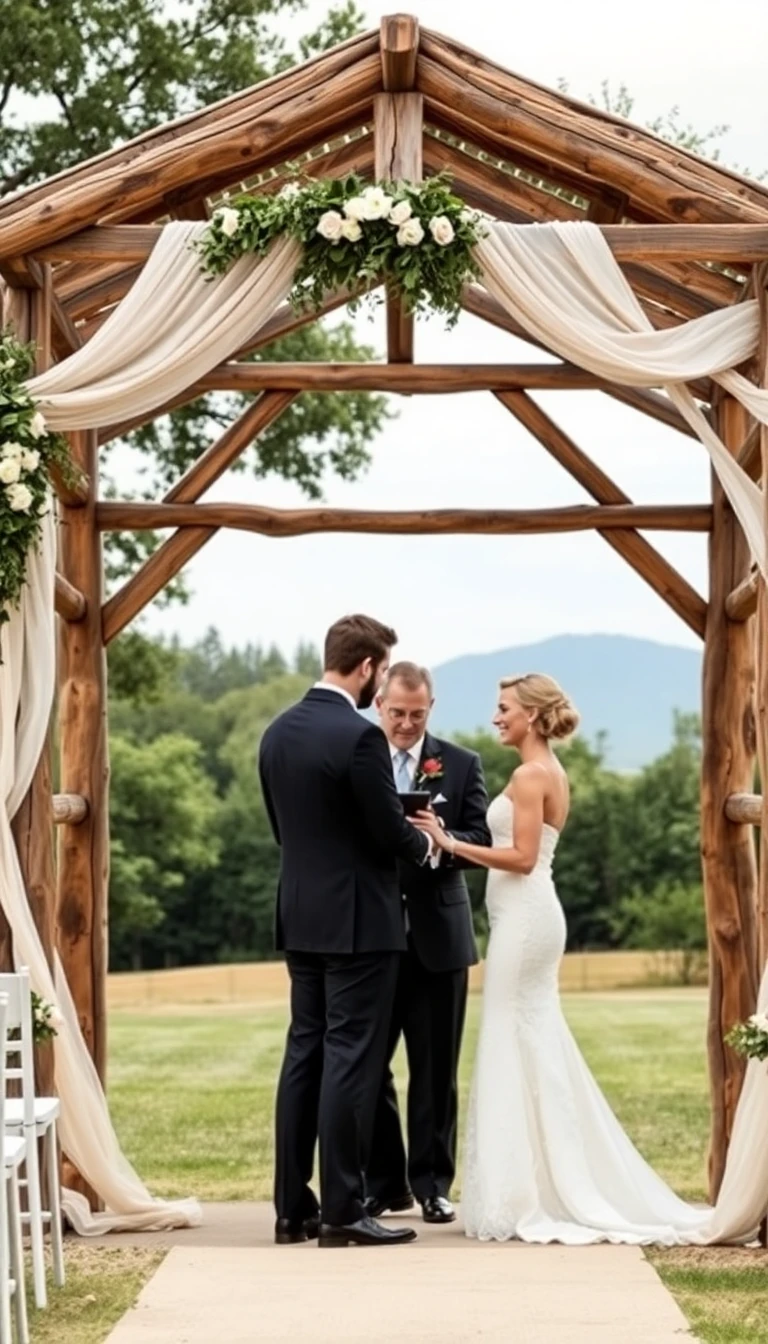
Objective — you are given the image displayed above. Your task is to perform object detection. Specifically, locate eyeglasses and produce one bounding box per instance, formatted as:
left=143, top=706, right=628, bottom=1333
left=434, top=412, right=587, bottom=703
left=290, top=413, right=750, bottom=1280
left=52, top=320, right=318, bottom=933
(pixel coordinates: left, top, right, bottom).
left=383, top=707, right=429, bottom=725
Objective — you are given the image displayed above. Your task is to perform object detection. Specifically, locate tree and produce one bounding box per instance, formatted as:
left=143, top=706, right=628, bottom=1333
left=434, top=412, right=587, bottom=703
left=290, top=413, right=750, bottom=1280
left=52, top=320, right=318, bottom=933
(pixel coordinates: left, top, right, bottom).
left=109, top=732, right=221, bottom=968
left=0, top=0, right=390, bottom=613
left=610, top=880, right=708, bottom=986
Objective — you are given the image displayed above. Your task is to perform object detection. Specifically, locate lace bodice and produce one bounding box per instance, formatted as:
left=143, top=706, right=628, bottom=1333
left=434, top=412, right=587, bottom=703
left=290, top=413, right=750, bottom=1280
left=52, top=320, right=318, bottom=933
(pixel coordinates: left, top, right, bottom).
left=486, top=792, right=559, bottom=869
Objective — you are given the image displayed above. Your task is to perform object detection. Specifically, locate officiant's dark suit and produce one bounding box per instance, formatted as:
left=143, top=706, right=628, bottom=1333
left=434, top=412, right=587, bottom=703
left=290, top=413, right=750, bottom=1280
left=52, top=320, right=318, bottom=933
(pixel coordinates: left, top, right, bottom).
left=258, top=618, right=431, bottom=1246
left=365, top=664, right=490, bottom=1223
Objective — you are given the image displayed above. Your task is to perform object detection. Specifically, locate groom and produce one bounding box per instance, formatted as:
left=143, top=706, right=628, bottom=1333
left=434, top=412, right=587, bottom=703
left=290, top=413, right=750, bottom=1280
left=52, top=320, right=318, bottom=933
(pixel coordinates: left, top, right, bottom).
left=259, top=615, right=433, bottom=1248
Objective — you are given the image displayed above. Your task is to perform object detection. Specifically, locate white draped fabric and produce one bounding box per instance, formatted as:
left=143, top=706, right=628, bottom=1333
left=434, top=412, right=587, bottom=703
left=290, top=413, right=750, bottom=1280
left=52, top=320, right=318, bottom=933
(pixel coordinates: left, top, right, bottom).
left=0, top=215, right=766, bottom=1240
left=476, top=221, right=768, bottom=574
left=26, top=222, right=300, bottom=430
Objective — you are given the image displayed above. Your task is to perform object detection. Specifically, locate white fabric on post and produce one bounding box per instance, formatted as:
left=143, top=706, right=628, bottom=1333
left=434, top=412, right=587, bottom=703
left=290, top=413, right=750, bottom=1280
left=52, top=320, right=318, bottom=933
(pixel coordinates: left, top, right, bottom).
left=0, top=517, right=201, bottom=1233
left=26, top=222, right=300, bottom=430
left=475, top=222, right=768, bottom=573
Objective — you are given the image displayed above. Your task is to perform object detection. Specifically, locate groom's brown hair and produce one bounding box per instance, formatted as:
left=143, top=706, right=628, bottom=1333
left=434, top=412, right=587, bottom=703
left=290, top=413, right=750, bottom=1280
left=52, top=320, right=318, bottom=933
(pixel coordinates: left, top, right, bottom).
left=324, top=614, right=398, bottom=675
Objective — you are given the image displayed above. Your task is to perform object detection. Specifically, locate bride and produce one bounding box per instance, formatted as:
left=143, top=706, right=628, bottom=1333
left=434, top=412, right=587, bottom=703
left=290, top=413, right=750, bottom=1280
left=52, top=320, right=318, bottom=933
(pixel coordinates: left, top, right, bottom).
left=413, top=672, right=725, bottom=1246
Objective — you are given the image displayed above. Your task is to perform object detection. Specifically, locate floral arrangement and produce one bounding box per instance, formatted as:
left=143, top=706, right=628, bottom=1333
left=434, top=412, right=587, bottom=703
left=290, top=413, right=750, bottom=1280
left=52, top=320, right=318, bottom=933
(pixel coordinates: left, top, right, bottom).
left=725, top=1010, right=768, bottom=1063
left=31, top=991, right=63, bottom=1045
left=197, top=174, right=487, bottom=326
left=0, top=333, right=73, bottom=630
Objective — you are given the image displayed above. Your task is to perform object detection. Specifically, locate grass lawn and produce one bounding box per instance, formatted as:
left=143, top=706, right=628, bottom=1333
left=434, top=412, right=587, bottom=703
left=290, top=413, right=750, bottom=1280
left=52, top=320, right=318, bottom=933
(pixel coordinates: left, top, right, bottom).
left=37, top=989, right=767, bottom=1344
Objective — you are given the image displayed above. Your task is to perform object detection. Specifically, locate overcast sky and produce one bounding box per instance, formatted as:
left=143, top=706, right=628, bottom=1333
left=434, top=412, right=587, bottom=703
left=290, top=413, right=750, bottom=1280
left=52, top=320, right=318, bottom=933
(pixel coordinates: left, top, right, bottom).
left=129, top=0, right=768, bottom=666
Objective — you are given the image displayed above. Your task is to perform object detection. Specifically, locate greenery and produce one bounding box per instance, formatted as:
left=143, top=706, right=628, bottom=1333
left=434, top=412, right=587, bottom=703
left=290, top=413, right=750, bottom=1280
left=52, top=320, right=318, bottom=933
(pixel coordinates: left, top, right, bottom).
left=725, top=1012, right=768, bottom=1063
left=0, top=334, right=75, bottom=626
left=199, top=176, right=486, bottom=324
left=105, top=629, right=709, bottom=972
left=0, top=0, right=389, bottom=603
left=30, top=991, right=61, bottom=1045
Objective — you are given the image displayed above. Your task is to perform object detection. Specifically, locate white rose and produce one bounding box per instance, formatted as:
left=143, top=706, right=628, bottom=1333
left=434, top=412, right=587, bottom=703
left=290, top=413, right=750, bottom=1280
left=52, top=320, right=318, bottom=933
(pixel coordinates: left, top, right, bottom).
left=0, top=356, right=14, bottom=371
left=38, top=499, right=51, bottom=517
left=6, top=482, right=33, bottom=511
left=20, top=449, right=40, bottom=472
left=1, top=441, right=23, bottom=459
left=278, top=181, right=301, bottom=200
left=214, top=207, right=241, bottom=238
left=29, top=410, right=47, bottom=439
left=396, top=218, right=425, bottom=247
left=360, top=186, right=394, bottom=220
left=0, top=456, right=21, bottom=484
left=49, top=1008, right=64, bottom=1031
left=343, top=196, right=368, bottom=222
left=341, top=219, right=362, bottom=243
left=316, top=210, right=344, bottom=241
left=388, top=200, right=413, bottom=226
left=749, top=1011, right=768, bottom=1032
left=429, top=215, right=455, bottom=246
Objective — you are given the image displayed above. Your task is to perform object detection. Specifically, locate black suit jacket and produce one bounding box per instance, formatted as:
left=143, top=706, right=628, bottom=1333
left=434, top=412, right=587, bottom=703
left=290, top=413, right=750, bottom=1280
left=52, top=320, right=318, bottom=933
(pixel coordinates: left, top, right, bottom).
left=258, top=687, right=430, bottom=955
left=397, top=733, right=491, bottom=973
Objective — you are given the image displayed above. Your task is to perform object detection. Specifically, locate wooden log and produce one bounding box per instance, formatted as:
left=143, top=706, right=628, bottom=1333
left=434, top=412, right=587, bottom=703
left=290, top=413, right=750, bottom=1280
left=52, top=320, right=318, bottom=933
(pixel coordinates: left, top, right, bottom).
left=380, top=14, right=419, bottom=91
left=755, top=267, right=768, bottom=972
left=461, top=285, right=697, bottom=438
left=0, top=48, right=382, bottom=262
left=725, top=793, right=762, bottom=826
left=35, top=219, right=768, bottom=268
left=57, top=430, right=110, bottom=1088
left=418, top=33, right=768, bottom=223
left=52, top=794, right=89, bottom=826
left=101, top=392, right=295, bottom=642
left=96, top=499, right=712, bottom=536
left=375, top=91, right=422, bottom=362
left=737, top=422, right=760, bottom=480
left=725, top=569, right=759, bottom=622
left=55, top=572, right=87, bottom=622
left=701, top=390, right=758, bottom=1198
left=496, top=390, right=708, bottom=638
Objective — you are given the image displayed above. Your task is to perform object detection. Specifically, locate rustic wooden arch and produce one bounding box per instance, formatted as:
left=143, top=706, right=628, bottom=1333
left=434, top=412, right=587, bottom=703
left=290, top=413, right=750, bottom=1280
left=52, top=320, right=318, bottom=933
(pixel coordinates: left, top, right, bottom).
left=1, top=13, right=767, bottom=1199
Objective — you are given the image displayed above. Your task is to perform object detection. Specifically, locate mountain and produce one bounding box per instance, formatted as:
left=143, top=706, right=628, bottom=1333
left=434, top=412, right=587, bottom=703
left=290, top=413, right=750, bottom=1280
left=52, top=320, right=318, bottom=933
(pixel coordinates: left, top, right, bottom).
left=430, top=634, right=702, bottom=771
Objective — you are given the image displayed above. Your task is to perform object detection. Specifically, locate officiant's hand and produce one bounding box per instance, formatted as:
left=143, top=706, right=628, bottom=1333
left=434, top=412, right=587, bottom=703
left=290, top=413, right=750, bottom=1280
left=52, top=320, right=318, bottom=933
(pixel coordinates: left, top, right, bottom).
left=412, top=809, right=452, bottom=851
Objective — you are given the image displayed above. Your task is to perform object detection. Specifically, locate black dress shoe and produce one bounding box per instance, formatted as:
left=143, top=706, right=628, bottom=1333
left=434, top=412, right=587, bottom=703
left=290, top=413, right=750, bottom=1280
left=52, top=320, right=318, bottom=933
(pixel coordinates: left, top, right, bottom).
left=318, top=1214, right=417, bottom=1247
left=274, top=1214, right=321, bottom=1245
left=364, top=1191, right=415, bottom=1219
left=421, top=1195, right=456, bottom=1224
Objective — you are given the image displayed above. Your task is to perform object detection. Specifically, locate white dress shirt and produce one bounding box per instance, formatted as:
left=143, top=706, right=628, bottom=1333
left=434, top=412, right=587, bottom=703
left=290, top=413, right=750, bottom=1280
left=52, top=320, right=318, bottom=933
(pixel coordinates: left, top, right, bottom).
left=312, top=680, right=357, bottom=709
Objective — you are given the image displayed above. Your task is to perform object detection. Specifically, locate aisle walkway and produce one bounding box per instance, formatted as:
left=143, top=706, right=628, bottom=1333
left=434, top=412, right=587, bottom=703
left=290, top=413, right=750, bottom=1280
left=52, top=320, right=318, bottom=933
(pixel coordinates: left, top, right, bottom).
left=103, top=1203, right=698, bottom=1344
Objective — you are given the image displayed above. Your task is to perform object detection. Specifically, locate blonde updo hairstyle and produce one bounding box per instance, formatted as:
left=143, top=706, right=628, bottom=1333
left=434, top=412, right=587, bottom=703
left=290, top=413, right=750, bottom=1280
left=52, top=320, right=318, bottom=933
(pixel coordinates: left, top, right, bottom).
left=500, top=673, right=580, bottom=742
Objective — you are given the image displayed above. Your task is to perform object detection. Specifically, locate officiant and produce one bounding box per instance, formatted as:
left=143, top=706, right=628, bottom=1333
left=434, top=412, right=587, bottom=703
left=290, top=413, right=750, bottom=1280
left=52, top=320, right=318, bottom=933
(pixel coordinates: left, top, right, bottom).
left=364, top=662, right=491, bottom=1224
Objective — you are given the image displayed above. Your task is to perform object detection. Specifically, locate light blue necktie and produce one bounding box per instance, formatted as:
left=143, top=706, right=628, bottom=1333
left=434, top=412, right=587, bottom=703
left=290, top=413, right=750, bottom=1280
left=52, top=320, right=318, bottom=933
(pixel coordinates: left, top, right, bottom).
left=394, top=749, right=412, bottom=793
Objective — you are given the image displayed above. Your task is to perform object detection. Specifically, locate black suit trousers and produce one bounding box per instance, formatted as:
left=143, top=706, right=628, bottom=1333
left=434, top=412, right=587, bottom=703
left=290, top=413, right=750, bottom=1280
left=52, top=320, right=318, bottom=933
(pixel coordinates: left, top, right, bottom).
left=366, top=941, right=468, bottom=1203
left=275, top=950, right=399, bottom=1226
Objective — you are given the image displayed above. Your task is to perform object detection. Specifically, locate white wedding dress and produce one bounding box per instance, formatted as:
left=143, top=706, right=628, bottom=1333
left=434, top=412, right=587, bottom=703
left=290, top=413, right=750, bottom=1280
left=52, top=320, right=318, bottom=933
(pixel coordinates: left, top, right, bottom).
left=460, top=793, right=768, bottom=1246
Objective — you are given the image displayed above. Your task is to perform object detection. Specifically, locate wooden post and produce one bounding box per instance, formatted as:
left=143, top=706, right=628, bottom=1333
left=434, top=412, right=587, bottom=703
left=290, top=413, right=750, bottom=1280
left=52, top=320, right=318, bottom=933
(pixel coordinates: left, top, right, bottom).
left=755, top=266, right=768, bottom=974
left=701, top=390, right=758, bottom=1198
left=376, top=16, right=421, bottom=364
left=57, top=429, right=110, bottom=1085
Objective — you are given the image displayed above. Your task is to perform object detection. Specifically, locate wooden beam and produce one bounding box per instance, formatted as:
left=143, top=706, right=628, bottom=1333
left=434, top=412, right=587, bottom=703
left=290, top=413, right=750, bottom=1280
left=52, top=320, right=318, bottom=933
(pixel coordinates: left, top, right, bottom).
left=31, top=221, right=768, bottom=267
left=96, top=500, right=712, bottom=536
left=52, top=794, right=89, bottom=825
left=192, top=362, right=612, bottom=394
left=101, top=391, right=295, bottom=643
left=725, top=568, right=759, bottom=622
left=755, top=265, right=768, bottom=971
left=55, top=572, right=87, bottom=622
left=701, top=390, right=758, bottom=1197
left=380, top=14, right=419, bottom=91
left=496, top=390, right=708, bottom=638
left=461, top=285, right=698, bottom=438
left=737, top=422, right=760, bottom=480
left=725, top=793, right=762, bottom=826
left=375, top=91, right=422, bottom=363
left=57, top=429, right=110, bottom=1088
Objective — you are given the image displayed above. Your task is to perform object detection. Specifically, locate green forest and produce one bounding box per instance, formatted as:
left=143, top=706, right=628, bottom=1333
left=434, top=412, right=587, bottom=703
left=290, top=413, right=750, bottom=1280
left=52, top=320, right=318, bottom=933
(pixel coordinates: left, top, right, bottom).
left=106, top=628, right=706, bottom=973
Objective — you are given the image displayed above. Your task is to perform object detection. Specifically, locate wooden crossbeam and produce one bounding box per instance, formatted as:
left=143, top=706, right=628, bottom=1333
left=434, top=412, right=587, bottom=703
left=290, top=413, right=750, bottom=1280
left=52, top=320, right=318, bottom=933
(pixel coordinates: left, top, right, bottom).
left=725, top=793, right=762, bottom=825
left=31, top=222, right=768, bottom=266
left=496, top=390, right=708, bottom=638
left=191, top=362, right=607, bottom=393
left=97, top=500, right=712, bottom=536
left=101, top=391, right=295, bottom=643
left=737, top=422, right=760, bottom=479
left=725, top=568, right=759, bottom=621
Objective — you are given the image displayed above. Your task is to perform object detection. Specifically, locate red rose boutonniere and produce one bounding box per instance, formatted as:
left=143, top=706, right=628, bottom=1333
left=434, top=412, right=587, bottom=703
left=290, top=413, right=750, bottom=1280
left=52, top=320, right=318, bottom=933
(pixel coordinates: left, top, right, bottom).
left=417, top=756, right=444, bottom=785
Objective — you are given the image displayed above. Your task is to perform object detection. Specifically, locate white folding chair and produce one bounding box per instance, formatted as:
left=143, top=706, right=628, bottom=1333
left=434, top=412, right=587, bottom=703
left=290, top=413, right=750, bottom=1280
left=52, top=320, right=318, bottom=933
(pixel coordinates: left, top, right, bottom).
left=0, top=971, right=64, bottom=1310
left=0, top=994, right=29, bottom=1344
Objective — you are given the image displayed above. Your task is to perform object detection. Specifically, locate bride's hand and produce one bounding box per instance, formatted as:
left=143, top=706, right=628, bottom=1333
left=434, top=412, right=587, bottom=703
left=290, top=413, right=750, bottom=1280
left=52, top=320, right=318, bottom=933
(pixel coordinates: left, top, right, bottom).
left=411, top=809, right=452, bottom=850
